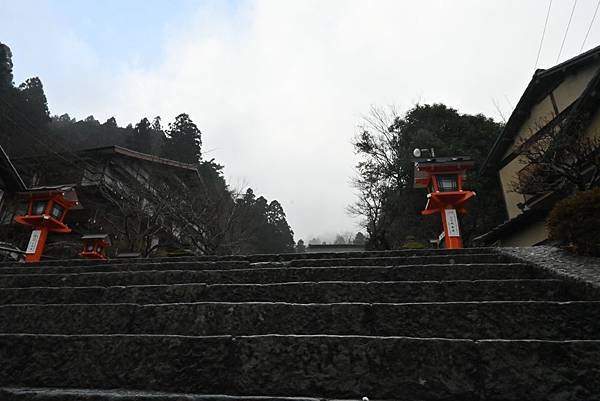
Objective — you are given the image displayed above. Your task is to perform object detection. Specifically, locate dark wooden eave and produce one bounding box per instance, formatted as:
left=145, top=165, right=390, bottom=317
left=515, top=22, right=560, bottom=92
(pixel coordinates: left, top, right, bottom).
left=472, top=207, right=549, bottom=245
left=83, top=146, right=197, bottom=171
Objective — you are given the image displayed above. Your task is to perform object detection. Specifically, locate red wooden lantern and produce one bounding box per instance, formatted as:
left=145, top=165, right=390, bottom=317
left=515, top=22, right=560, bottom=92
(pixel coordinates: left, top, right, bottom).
left=79, top=234, right=111, bottom=260
left=14, top=186, right=78, bottom=262
left=413, top=155, right=476, bottom=249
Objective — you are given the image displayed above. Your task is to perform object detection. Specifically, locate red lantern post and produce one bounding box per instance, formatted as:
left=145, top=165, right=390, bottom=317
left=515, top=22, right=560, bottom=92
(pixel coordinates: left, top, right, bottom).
left=413, top=155, right=476, bottom=249
left=14, top=187, right=78, bottom=262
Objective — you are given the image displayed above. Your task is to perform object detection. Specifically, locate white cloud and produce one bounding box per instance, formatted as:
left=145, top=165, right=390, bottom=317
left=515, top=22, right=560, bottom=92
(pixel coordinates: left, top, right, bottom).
left=108, top=0, right=600, bottom=241
left=5, top=0, right=600, bottom=241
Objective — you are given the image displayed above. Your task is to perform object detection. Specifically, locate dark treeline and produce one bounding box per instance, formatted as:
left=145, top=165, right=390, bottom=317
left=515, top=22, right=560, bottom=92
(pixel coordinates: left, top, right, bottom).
left=0, top=42, right=295, bottom=255
left=50, top=113, right=200, bottom=164
left=49, top=113, right=202, bottom=165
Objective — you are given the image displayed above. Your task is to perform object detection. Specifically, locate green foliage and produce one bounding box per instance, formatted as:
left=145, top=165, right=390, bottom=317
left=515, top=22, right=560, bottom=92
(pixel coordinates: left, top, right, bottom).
left=547, top=188, right=600, bottom=256
left=236, top=189, right=295, bottom=254
left=162, top=113, right=202, bottom=164
left=0, top=45, right=51, bottom=159
left=0, top=42, right=296, bottom=256
left=334, top=234, right=346, bottom=245
left=49, top=114, right=167, bottom=158
left=0, top=43, right=13, bottom=89
left=295, top=239, right=306, bottom=253
left=400, top=235, right=426, bottom=249
left=49, top=114, right=132, bottom=150
left=352, top=232, right=367, bottom=245
left=18, top=78, right=49, bottom=126
left=265, top=200, right=295, bottom=252
left=128, top=118, right=153, bottom=154
left=351, top=104, right=506, bottom=249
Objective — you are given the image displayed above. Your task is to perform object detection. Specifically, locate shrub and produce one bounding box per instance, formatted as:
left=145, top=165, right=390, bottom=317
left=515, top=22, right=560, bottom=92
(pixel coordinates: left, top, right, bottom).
left=547, top=188, right=600, bottom=256
left=400, top=235, right=427, bottom=249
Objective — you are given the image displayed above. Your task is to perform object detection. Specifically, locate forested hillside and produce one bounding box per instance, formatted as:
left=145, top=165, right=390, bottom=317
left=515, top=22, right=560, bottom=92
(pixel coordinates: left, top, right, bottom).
left=0, top=42, right=295, bottom=255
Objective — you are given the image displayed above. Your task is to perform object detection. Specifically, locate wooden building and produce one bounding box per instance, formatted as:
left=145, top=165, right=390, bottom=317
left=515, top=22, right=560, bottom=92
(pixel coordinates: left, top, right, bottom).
left=477, top=45, right=600, bottom=246
left=2, top=145, right=201, bottom=257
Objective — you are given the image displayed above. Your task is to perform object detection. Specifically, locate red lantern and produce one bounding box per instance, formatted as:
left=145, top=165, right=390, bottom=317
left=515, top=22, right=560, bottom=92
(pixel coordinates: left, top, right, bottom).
left=414, top=155, right=476, bottom=249
left=15, top=187, right=78, bottom=262
left=79, top=234, right=111, bottom=260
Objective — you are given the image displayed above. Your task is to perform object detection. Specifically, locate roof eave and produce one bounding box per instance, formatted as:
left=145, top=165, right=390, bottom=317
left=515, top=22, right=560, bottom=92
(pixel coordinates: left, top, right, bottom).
left=480, top=45, right=600, bottom=175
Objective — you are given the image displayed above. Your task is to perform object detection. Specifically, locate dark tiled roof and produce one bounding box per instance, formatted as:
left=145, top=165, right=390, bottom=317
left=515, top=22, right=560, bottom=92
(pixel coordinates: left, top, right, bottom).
left=473, top=207, right=549, bottom=245
left=481, top=45, right=600, bottom=174
left=82, top=145, right=197, bottom=171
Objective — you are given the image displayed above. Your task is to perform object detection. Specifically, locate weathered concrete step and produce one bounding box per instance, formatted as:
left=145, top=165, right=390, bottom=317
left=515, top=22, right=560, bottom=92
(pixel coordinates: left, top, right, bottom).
left=288, top=254, right=512, bottom=267
left=0, top=260, right=253, bottom=275
left=0, top=279, right=589, bottom=305
left=0, top=387, right=330, bottom=401
left=0, top=264, right=547, bottom=288
left=0, top=253, right=509, bottom=275
left=2, top=301, right=599, bottom=340
left=0, top=247, right=500, bottom=268
left=0, top=334, right=598, bottom=401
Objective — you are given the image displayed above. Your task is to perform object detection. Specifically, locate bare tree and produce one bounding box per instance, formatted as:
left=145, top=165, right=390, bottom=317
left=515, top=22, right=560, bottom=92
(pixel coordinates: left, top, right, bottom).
left=349, top=105, right=440, bottom=248
left=347, top=175, right=388, bottom=248
left=175, top=182, right=255, bottom=255
left=348, top=106, right=404, bottom=248
left=512, top=114, right=600, bottom=195
left=97, top=165, right=258, bottom=256
left=96, top=171, right=188, bottom=256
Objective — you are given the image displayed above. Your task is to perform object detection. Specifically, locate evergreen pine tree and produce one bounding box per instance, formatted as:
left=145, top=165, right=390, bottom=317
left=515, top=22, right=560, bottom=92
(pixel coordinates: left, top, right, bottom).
left=0, top=43, right=13, bottom=89
left=163, top=113, right=202, bottom=164
left=128, top=117, right=153, bottom=154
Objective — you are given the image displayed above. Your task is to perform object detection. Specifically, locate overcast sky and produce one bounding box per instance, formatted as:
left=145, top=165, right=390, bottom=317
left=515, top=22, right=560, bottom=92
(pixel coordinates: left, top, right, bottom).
left=2, top=0, right=600, bottom=242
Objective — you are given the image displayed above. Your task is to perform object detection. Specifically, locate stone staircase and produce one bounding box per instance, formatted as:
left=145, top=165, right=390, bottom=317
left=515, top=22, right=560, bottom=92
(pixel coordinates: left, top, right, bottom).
left=0, top=248, right=598, bottom=400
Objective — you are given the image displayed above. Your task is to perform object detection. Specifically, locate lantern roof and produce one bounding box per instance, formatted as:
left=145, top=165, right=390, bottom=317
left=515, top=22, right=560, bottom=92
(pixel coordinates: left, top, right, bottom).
left=18, top=185, right=81, bottom=209
left=414, top=156, right=473, bottom=169
left=81, top=234, right=112, bottom=246
left=19, top=184, right=76, bottom=196
left=81, top=234, right=110, bottom=240
left=413, top=156, right=474, bottom=189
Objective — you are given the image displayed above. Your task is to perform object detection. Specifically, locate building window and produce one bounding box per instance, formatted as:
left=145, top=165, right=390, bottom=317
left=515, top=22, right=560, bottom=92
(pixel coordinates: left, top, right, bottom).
left=51, top=203, right=64, bottom=219
left=32, top=200, right=46, bottom=215
left=437, top=175, right=458, bottom=192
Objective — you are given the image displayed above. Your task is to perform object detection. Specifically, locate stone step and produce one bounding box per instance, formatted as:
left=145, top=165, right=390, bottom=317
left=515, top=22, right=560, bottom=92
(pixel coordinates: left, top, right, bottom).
left=0, top=387, right=328, bottom=401
left=2, top=301, right=599, bottom=340
left=0, top=334, right=598, bottom=400
left=0, top=261, right=253, bottom=275
left=0, top=247, right=500, bottom=268
left=0, top=264, right=546, bottom=288
left=0, top=279, right=589, bottom=305
left=0, top=253, right=509, bottom=275
left=287, top=254, right=512, bottom=267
